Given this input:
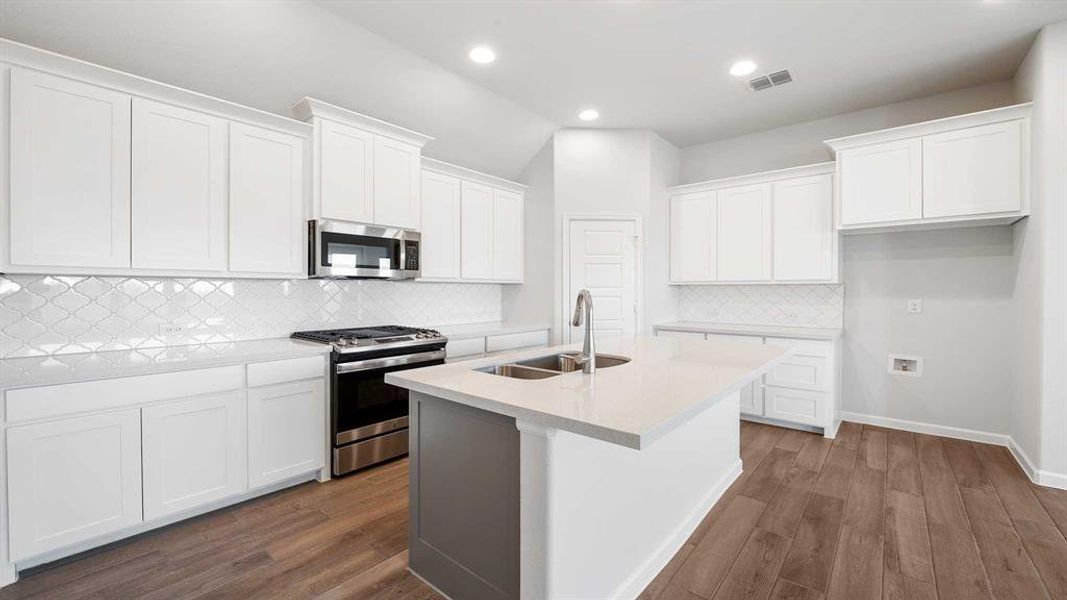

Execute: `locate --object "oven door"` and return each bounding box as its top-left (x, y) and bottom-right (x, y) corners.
top-left (333, 349), bottom-right (445, 446)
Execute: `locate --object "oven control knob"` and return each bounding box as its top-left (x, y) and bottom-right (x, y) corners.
top-left (336, 338), bottom-right (349, 347)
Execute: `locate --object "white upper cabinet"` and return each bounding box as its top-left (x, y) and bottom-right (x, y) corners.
top-left (461, 180), bottom-right (495, 280)
top-left (838, 138), bottom-right (922, 226)
top-left (373, 136), bottom-right (421, 229)
top-left (773, 174), bottom-right (833, 281)
top-left (670, 191), bottom-right (715, 283)
top-left (716, 183), bottom-right (772, 282)
top-left (669, 163), bottom-right (837, 285)
top-left (294, 98), bottom-right (432, 231)
top-left (420, 169), bottom-right (462, 279)
top-left (131, 98), bottom-right (228, 271)
top-left (318, 119), bottom-right (374, 223)
top-left (8, 68), bottom-right (132, 268)
top-left (827, 103), bottom-right (1030, 233)
top-left (922, 120), bottom-right (1022, 218)
top-left (492, 188), bottom-right (523, 281)
top-left (228, 123), bottom-right (307, 275)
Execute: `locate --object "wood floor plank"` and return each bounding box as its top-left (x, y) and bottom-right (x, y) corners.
top-left (825, 525), bottom-right (883, 600)
top-left (812, 441), bottom-right (858, 501)
top-left (639, 543), bottom-right (696, 600)
top-left (860, 426), bottom-right (889, 472)
top-left (886, 430), bottom-right (921, 496)
top-left (959, 487), bottom-right (1050, 600)
top-left (942, 438), bottom-right (993, 492)
top-left (918, 452), bottom-right (971, 531)
top-left (770, 578), bottom-right (824, 600)
top-left (778, 493), bottom-right (847, 593)
top-left (741, 447), bottom-right (800, 503)
top-left (914, 434), bottom-right (949, 466)
top-left (883, 569), bottom-right (937, 600)
top-left (842, 466), bottom-right (887, 536)
top-left (711, 528), bottom-right (790, 600)
top-left (883, 490), bottom-right (935, 584)
top-left (984, 459), bottom-right (1064, 538)
top-left (758, 464), bottom-right (820, 539)
top-left (926, 522), bottom-right (993, 600)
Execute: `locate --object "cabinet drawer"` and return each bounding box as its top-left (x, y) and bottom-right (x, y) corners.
top-left (446, 337), bottom-right (486, 359)
top-left (764, 336), bottom-right (832, 358)
top-left (5, 366), bottom-right (245, 423)
top-left (764, 385), bottom-right (826, 427)
top-left (706, 333), bottom-right (764, 345)
top-left (247, 356), bottom-right (326, 388)
top-left (485, 330), bottom-right (549, 353)
top-left (765, 354), bottom-right (831, 392)
top-left (655, 329), bottom-right (706, 340)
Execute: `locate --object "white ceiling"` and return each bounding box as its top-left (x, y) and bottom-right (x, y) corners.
top-left (321, 0), bottom-right (1067, 147)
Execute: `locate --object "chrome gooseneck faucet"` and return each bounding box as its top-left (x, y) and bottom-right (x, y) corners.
top-left (571, 289), bottom-right (596, 374)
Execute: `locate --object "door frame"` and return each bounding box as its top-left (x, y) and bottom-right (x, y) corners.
top-left (559, 213), bottom-right (644, 344)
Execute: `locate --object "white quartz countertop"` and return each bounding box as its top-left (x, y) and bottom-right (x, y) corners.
top-left (0, 338), bottom-right (330, 392)
top-left (385, 335), bottom-right (791, 449)
top-left (432, 321), bottom-right (551, 341)
top-left (654, 321), bottom-right (843, 341)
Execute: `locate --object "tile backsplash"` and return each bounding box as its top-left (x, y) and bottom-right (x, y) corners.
top-left (678, 285), bottom-right (844, 329)
top-left (0, 275), bottom-right (501, 358)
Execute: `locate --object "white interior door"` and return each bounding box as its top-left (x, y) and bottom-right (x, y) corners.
top-left (566, 219), bottom-right (638, 344)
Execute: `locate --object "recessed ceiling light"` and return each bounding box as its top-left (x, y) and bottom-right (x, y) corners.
top-left (729, 60), bottom-right (758, 77)
top-left (578, 108), bottom-right (599, 121)
top-left (469, 46), bottom-right (496, 64)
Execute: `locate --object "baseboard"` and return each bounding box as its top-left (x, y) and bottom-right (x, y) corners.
top-left (839, 411), bottom-right (1067, 491)
top-left (611, 459), bottom-right (743, 599)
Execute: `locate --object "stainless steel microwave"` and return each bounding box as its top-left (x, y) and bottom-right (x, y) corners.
top-left (307, 220), bottom-right (420, 279)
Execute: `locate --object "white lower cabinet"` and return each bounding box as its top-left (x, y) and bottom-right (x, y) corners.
top-left (7, 410), bottom-right (143, 561)
top-left (247, 379), bottom-right (326, 489)
top-left (141, 392), bottom-right (247, 520)
top-left (764, 386), bottom-right (825, 427)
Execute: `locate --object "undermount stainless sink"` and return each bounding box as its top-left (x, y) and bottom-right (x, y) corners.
top-left (476, 352), bottom-right (631, 379)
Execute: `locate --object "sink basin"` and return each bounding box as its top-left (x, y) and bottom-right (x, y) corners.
top-left (477, 352), bottom-right (632, 379)
top-left (516, 352), bottom-right (631, 373)
top-left (475, 364), bottom-right (559, 380)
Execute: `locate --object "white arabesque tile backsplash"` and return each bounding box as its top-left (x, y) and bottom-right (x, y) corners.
top-left (678, 285), bottom-right (844, 329)
top-left (0, 275), bottom-right (501, 358)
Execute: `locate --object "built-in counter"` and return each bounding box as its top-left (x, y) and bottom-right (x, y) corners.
top-left (386, 335), bottom-right (791, 600)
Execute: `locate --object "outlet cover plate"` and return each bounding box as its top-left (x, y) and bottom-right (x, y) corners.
top-left (907, 299), bottom-right (923, 314)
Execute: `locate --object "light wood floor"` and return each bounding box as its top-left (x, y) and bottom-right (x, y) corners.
top-left (2, 421), bottom-right (1065, 599)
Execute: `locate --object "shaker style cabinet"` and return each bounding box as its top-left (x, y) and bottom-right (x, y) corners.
top-left (422, 158), bottom-right (525, 283)
top-left (294, 97), bottom-right (431, 231)
top-left (228, 123), bottom-right (307, 275)
top-left (7, 410), bottom-right (144, 561)
top-left (247, 379), bottom-right (326, 489)
top-left (8, 68), bottom-right (132, 269)
top-left (1, 44), bottom-right (312, 278)
top-left (827, 103), bottom-right (1030, 232)
top-left (669, 163), bottom-right (837, 285)
top-left (131, 98), bottom-right (228, 271)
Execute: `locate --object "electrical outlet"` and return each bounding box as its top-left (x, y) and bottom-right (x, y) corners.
top-left (158, 324), bottom-right (187, 337)
top-left (907, 299), bottom-right (923, 314)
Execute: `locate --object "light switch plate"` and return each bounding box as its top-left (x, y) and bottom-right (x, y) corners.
top-left (907, 299), bottom-right (923, 314)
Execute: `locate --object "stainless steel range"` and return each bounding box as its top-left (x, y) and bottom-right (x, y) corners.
top-left (291, 325), bottom-right (447, 475)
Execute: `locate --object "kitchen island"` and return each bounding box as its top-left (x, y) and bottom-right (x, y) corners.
top-left (385, 335), bottom-right (791, 600)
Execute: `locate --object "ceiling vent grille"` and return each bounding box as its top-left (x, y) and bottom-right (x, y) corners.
top-left (748, 69), bottom-right (793, 91)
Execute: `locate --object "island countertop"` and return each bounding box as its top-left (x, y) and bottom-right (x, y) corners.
top-left (385, 335), bottom-right (791, 449)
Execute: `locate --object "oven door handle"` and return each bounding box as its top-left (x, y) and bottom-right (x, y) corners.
top-left (335, 349), bottom-right (447, 374)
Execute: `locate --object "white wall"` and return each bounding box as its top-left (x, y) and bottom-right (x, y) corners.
top-left (1012, 21), bottom-right (1067, 486)
top-left (502, 140), bottom-right (555, 327)
top-left (679, 81), bottom-right (1023, 442)
top-left (681, 81), bottom-right (1016, 184)
top-left (551, 130), bottom-right (679, 340)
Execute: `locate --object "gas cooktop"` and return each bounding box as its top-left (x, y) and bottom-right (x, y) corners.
top-left (291, 325), bottom-right (446, 355)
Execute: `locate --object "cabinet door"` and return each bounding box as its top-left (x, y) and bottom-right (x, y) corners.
top-left (922, 120), bottom-right (1022, 218)
top-left (7, 410), bottom-right (142, 560)
top-left (142, 392), bottom-right (247, 520)
top-left (247, 379), bottom-right (325, 488)
top-left (839, 139), bottom-right (922, 226)
top-left (373, 136), bottom-right (421, 229)
top-left (716, 184), bottom-right (772, 281)
top-left (764, 386), bottom-right (826, 427)
top-left (9, 68), bottom-right (131, 268)
top-left (131, 99), bottom-right (228, 271)
top-left (773, 174), bottom-right (833, 281)
top-left (460, 181), bottom-right (494, 280)
top-left (229, 123), bottom-right (307, 274)
top-left (420, 170), bottom-right (462, 279)
top-left (492, 188), bottom-right (523, 281)
top-left (319, 119), bottom-right (374, 223)
top-left (706, 333), bottom-right (765, 416)
top-left (669, 192), bottom-right (715, 282)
